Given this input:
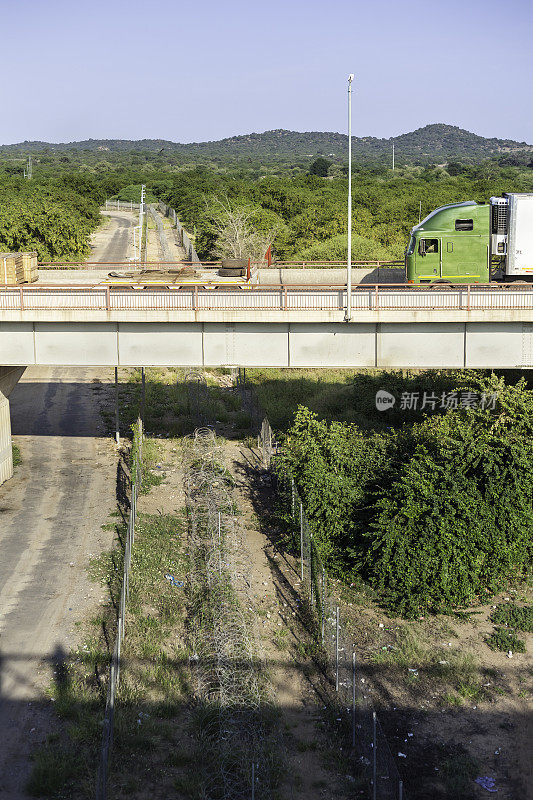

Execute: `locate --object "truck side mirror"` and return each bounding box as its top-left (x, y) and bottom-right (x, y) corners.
top-left (418, 240), bottom-right (426, 256)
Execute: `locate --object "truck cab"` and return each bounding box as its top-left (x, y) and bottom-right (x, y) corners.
top-left (405, 201), bottom-right (490, 284)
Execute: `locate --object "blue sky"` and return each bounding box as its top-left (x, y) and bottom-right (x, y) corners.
top-left (1, 0), bottom-right (531, 144)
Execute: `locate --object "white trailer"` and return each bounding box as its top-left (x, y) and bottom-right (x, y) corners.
top-left (490, 193), bottom-right (533, 277)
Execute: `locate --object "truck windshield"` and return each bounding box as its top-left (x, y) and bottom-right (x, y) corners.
top-left (406, 235), bottom-right (416, 255)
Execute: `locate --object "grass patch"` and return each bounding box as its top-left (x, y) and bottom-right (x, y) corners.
top-left (440, 748), bottom-right (479, 799)
top-left (486, 627), bottom-right (526, 653)
top-left (27, 744), bottom-right (83, 797)
top-left (28, 506), bottom-right (190, 798)
top-left (12, 443), bottom-right (21, 466)
top-left (368, 624), bottom-right (487, 704)
top-left (491, 602), bottom-right (533, 632)
top-left (246, 368), bottom-right (483, 432)
top-left (108, 368), bottom-right (254, 441)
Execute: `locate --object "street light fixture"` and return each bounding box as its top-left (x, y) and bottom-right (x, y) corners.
top-left (346, 74), bottom-right (354, 321)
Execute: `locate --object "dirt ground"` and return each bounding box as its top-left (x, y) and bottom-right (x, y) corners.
top-left (146, 208), bottom-right (186, 263)
top-left (88, 210), bottom-right (137, 263)
top-left (310, 564), bottom-right (533, 799)
top-left (137, 432), bottom-right (352, 799)
top-left (0, 368), bottom-right (119, 797)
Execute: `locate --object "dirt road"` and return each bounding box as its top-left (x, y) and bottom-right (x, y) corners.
top-left (88, 210), bottom-right (136, 262)
top-left (0, 368), bottom-right (117, 797)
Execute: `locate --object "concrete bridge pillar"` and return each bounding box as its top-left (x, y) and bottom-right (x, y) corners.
top-left (0, 367), bottom-right (25, 486)
top-left (0, 389), bottom-right (12, 484)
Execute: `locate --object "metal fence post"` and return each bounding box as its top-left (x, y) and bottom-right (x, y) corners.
top-left (114, 367), bottom-right (120, 446)
top-left (372, 711), bottom-right (377, 800)
top-left (291, 478), bottom-right (295, 518)
top-left (321, 567), bottom-right (325, 643)
top-left (299, 502), bottom-right (304, 582)
top-left (352, 647), bottom-right (356, 748)
top-left (310, 535), bottom-right (314, 608)
top-left (399, 780), bottom-right (403, 800)
top-left (335, 606), bottom-right (340, 691)
top-left (141, 367), bottom-right (146, 424)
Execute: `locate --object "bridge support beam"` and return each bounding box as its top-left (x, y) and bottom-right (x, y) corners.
top-left (0, 366), bottom-right (26, 486)
top-left (0, 389), bottom-right (12, 485)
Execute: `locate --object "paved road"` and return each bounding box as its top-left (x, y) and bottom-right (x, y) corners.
top-left (0, 368), bottom-right (116, 797)
top-left (88, 210), bottom-right (136, 262)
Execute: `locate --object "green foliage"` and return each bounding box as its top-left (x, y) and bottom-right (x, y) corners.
top-left (295, 232), bottom-right (396, 261)
top-left (157, 163), bottom-right (533, 261)
top-left (27, 746), bottom-right (82, 796)
top-left (283, 375), bottom-right (533, 615)
top-left (12, 443), bottom-right (21, 467)
top-left (491, 602), bottom-right (533, 632)
top-left (308, 157), bottom-right (331, 177)
top-left (0, 176), bottom-right (102, 260)
top-left (2, 129), bottom-right (531, 265)
top-left (486, 628), bottom-right (526, 653)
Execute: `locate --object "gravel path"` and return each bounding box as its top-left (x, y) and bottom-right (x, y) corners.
top-left (88, 210), bottom-right (136, 263)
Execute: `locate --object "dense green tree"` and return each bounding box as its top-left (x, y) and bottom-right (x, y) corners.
top-left (309, 157), bottom-right (331, 177)
top-left (282, 376), bottom-right (533, 616)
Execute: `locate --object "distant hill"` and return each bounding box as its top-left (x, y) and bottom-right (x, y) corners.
top-left (1, 124), bottom-right (531, 164)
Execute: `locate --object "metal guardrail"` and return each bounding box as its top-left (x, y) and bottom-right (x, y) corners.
top-left (2, 283), bottom-right (533, 313)
top-left (96, 419), bottom-right (143, 800)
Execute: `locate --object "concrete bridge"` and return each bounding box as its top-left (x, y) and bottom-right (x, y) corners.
top-left (1, 283), bottom-right (533, 370)
top-left (2, 280), bottom-right (533, 483)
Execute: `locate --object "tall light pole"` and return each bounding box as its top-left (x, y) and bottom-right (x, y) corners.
top-left (139, 184), bottom-right (145, 261)
top-left (346, 74), bottom-right (354, 322)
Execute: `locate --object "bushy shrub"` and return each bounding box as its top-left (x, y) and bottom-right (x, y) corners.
top-left (284, 376), bottom-right (533, 616)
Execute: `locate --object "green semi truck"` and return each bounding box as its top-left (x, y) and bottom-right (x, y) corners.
top-left (405, 193), bottom-right (533, 284)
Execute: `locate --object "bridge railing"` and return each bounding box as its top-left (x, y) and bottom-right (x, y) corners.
top-left (2, 283), bottom-right (533, 313)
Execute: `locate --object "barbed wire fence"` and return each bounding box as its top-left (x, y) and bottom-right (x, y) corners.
top-left (96, 417), bottom-right (143, 800)
top-left (147, 204), bottom-right (174, 262)
top-left (183, 427), bottom-right (277, 799)
top-left (234, 368), bottom-right (405, 800)
top-left (158, 201), bottom-right (201, 263)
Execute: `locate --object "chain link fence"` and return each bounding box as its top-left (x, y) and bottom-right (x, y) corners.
top-left (233, 369), bottom-right (405, 799)
top-left (276, 468), bottom-right (406, 800)
top-left (96, 418), bottom-right (143, 800)
top-left (104, 200), bottom-right (140, 211)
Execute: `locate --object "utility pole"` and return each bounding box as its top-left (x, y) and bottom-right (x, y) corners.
top-left (419, 200), bottom-right (422, 223)
top-left (27, 155), bottom-right (32, 180)
top-left (392, 143), bottom-right (395, 171)
top-left (346, 73), bottom-right (354, 322)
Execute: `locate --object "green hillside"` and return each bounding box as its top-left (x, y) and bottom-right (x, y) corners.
top-left (1, 124), bottom-right (531, 165)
